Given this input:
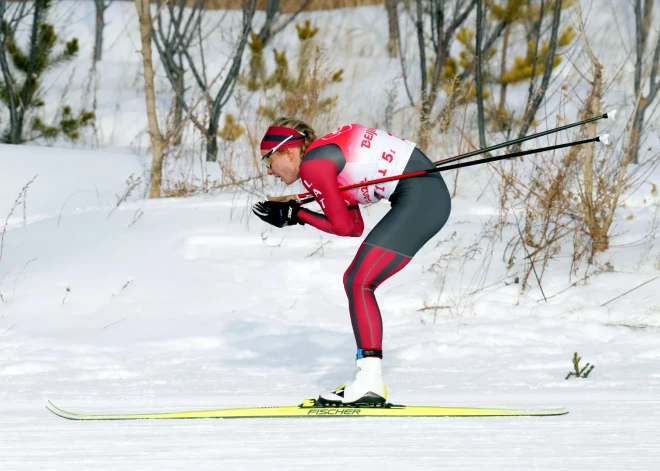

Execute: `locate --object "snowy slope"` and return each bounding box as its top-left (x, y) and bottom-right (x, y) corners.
top-left (1, 138), bottom-right (659, 471)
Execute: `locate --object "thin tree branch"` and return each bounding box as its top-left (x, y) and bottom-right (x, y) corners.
top-left (601, 276), bottom-right (659, 307)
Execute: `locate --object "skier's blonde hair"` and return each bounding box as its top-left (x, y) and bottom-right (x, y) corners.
top-left (270, 117), bottom-right (317, 155)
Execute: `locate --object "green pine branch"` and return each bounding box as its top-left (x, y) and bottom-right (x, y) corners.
top-left (566, 352), bottom-right (595, 379)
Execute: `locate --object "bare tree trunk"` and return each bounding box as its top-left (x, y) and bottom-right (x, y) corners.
top-left (205, 0), bottom-right (255, 161)
top-left (6, 0), bottom-right (45, 144)
top-left (494, 23), bottom-right (510, 131)
top-left (173, 57), bottom-right (184, 146)
top-left (414, 0), bottom-right (427, 99)
top-left (517, 0), bottom-right (561, 141)
top-left (135, 0), bottom-right (166, 199)
top-left (414, 0), bottom-right (476, 151)
top-left (385, 0), bottom-right (399, 58)
top-left (628, 0), bottom-right (660, 164)
top-left (206, 112), bottom-right (220, 160)
top-left (628, 107), bottom-right (644, 165)
top-left (475, 0), bottom-right (486, 149)
top-left (629, 0), bottom-right (646, 165)
top-left (256, 0), bottom-right (279, 45)
top-left (93, 0), bottom-right (105, 62)
top-left (413, 0), bottom-right (430, 150)
top-left (575, 0), bottom-right (605, 252)
top-left (642, 0), bottom-right (653, 48)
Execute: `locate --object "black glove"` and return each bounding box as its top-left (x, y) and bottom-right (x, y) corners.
top-left (252, 200), bottom-right (304, 228)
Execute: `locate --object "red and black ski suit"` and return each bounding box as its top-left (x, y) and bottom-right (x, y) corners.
top-left (297, 125), bottom-right (451, 354)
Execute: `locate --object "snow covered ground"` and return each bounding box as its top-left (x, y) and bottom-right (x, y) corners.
top-left (1, 1), bottom-right (660, 470)
top-left (2, 143), bottom-right (659, 470)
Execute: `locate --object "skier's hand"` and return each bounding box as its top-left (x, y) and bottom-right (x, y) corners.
top-left (252, 200), bottom-right (304, 228)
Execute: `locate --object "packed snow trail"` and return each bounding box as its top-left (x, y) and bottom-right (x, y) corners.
top-left (1, 400), bottom-right (658, 470)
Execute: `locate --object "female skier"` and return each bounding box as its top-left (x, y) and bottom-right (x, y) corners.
top-left (253, 117), bottom-right (451, 406)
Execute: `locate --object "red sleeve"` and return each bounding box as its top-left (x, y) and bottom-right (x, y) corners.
top-left (297, 159), bottom-right (364, 237)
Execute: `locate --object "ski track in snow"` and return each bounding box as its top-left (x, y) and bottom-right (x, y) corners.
top-left (0, 401), bottom-right (658, 470)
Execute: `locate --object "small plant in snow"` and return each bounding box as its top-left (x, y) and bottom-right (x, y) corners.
top-left (62, 287), bottom-right (70, 304)
top-left (565, 352), bottom-right (595, 380)
top-left (108, 175), bottom-right (142, 218)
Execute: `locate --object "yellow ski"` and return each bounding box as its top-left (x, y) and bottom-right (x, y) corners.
top-left (46, 399), bottom-right (568, 420)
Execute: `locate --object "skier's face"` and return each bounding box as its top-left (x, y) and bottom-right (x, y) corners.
top-left (263, 147), bottom-right (302, 185)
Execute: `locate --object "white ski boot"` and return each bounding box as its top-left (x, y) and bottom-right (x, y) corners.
top-left (319, 357), bottom-right (387, 407)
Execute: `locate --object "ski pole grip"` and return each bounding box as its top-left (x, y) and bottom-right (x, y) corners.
top-left (266, 194), bottom-right (300, 203)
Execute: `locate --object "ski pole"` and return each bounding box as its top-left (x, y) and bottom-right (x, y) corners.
top-left (433, 135), bottom-right (607, 173)
top-left (269, 135), bottom-right (609, 205)
top-left (430, 110), bottom-right (616, 169)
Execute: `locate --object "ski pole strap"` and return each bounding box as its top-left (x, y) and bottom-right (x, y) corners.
top-left (357, 349), bottom-right (383, 359)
